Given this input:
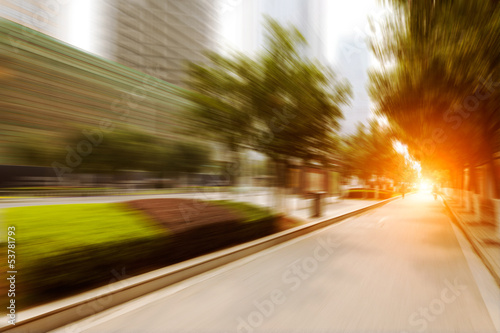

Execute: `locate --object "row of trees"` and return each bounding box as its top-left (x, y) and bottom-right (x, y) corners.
top-left (369, 0), bottom-right (500, 193)
top-left (13, 125), bottom-right (212, 181)
top-left (340, 121), bottom-right (417, 187)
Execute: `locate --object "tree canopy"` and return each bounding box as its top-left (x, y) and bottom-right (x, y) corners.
top-left (185, 18), bottom-right (352, 166)
top-left (340, 121), bottom-right (417, 185)
top-left (370, 0), bottom-right (500, 187)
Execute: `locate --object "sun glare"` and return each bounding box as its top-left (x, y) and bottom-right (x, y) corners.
top-left (418, 179), bottom-right (432, 192)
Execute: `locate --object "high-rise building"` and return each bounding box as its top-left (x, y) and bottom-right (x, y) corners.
top-left (0, 0), bottom-right (67, 39)
top-left (106, 0), bottom-right (221, 86)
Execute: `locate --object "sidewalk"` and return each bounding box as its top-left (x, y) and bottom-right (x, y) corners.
top-left (289, 198), bottom-right (382, 223)
top-left (442, 195), bottom-right (500, 287)
top-left (222, 190), bottom-right (386, 223)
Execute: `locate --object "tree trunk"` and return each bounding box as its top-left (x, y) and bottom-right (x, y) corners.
top-left (459, 164), bottom-right (465, 207)
top-left (488, 150), bottom-right (500, 199)
top-left (225, 150), bottom-right (240, 188)
top-left (267, 158), bottom-right (276, 209)
top-left (273, 158), bottom-right (287, 213)
top-left (469, 162), bottom-right (481, 221)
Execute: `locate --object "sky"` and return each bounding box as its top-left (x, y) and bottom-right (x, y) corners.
top-left (324, 0), bottom-right (386, 63)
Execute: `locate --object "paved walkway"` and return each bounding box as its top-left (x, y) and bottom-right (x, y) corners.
top-left (288, 198), bottom-right (382, 223)
top-left (442, 194), bottom-right (500, 287)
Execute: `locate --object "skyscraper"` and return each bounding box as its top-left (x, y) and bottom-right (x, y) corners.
top-left (0, 0), bottom-right (67, 39)
top-left (107, 0), bottom-right (221, 86)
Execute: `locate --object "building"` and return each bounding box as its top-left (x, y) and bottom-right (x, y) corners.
top-left (106, 0), bottom-right (221, 86)
top-left (0, 0), bottom-right (66, 39)
top-left (0, 19), bottom-right (194, 165)
top-left (1, 0), bottom-right (221, 86)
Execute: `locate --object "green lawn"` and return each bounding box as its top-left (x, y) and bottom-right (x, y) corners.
top-left (5, 203), bottom-right (167, 255)
top-left (4, 203), bottom-right (170, 307)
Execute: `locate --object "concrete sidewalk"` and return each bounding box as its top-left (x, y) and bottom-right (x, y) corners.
top-left (442, 195), bottom-right (500, 287)
top-left (223, 190), bottom-right (386, 223)
top-left (288, 198), bottom-right (382, 223)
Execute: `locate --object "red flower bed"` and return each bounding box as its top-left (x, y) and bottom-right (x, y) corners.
top-left (127, 198), bottom-right (243, 234)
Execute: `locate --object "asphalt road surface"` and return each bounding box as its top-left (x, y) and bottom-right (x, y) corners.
top-left (55, 192), bottom-right (500, 333)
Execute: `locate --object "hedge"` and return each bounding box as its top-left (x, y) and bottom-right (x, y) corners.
top-left (346, 188), bottom-right (396, 199)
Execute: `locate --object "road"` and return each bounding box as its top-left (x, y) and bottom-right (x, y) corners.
top-left (55, 193), bottom-right (500, 333)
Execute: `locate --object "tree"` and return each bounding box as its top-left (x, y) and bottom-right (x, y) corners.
top-left (340, 121), bottom-right (415, 187)
top-left (62, 126), bottom-right (164, 174)
top-left (251, 20), bottom-right (351, 163)
top-left (370, 0), bottom-right (500, 196)
top-left (184, 52), bottom-right (255, 147)
top-left (340, 124), bottom-right (373, 184)
top-left (185, 17), bottom-right (351, 188)
top-left (164, 141), bottom-right (212, 178)
top-left (10, 134), bottom-right (62, 167)
top-left (184, 52), bottom-right (255, 185)
top-left (184, 18), bottom-right (352, 210)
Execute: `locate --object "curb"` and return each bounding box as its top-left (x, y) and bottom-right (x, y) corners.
top-left (442, 197), bottom-right (500, 288)
top-left (1, 196), bottom-right (400, 333)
